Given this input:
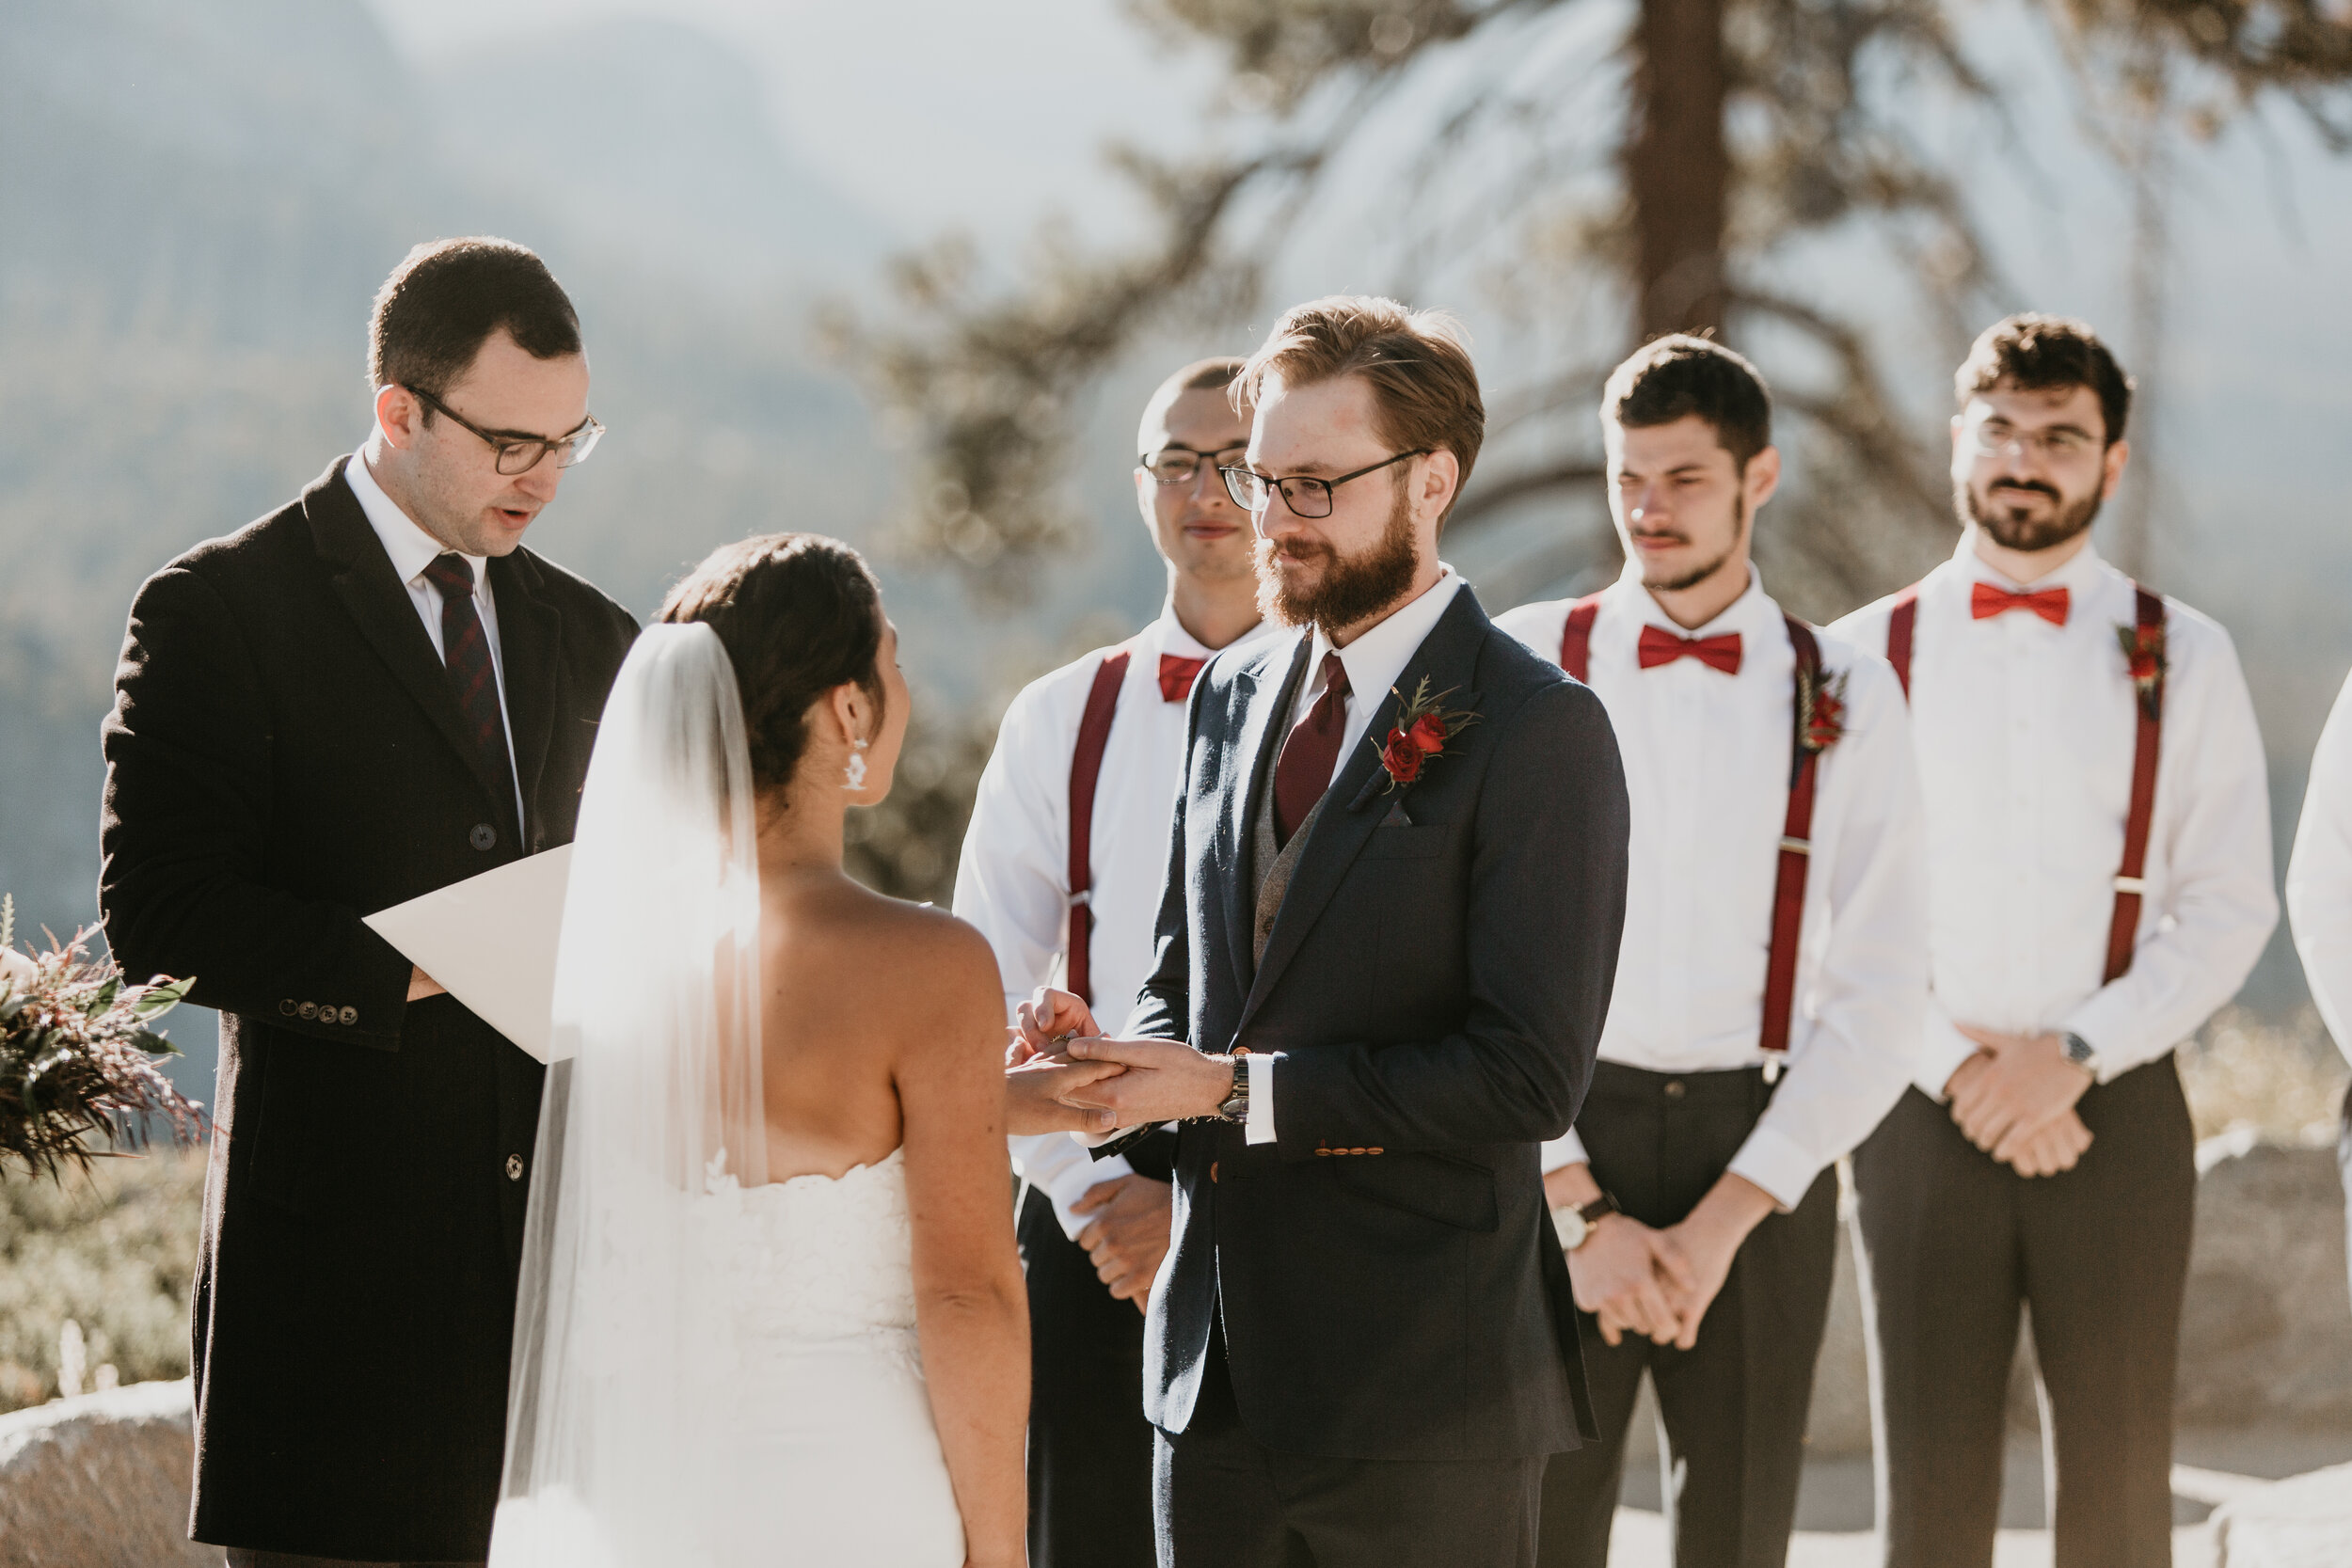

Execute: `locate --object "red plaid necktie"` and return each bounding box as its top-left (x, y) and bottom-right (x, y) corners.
top-left (1272, 652), bottom-right (1349, 850)
top-left (1159, 654), bottom-right (1208, 703)
top-left (1637, 624), bottom-right (1743, 674)
top-left (1970, 581), bottom-right (2071, 626)
top-left (423, 553), bottom-right (516, 824)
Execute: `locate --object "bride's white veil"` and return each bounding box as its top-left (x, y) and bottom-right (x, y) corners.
top-left (490, 621), bottom-right (767, 1568)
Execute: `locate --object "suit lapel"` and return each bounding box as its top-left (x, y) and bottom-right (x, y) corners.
top-left (1234, 588), bottom-right (1490, 1037)
top-left (304, 459), bottom-right (519, 823)
top-left (486, 551), bottom-right (563, 842)
top-left (1221, 633), bottom-right (1310, 1005)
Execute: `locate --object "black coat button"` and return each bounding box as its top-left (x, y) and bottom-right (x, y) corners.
top-left (298, 1002), bottom-right (317, 1020)
top-left (338, 1006), bottom-right (358, 1025)
top-left (469, 823), bottom-right (498, 851)
top-left (505, 1154), bottom-right (525, 1181)
top-left (279, 1000), bottom-right (295, 1016)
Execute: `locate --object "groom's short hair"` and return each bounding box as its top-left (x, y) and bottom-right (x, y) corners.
top-left (369, 238), bottom-right (581, 403)
top-left (1237, 296), bottom-right (1485, 529)
top-left (1603, 335), bottom-right (1772, 473)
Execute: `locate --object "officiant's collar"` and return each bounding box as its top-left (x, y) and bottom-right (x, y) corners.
top-left (346, 448), bottom-right (486, 593)
top-left (1309, 564), bottom-right (1463, 709)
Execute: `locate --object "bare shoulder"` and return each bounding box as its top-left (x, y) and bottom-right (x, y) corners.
top-left (812, 885), bottom-right (1003, 1039)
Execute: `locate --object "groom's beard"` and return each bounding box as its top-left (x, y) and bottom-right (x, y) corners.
top-left (1255, 483), bottom-right (1420, 633)
top-left (1959, 472), bottom-right (2103, 553)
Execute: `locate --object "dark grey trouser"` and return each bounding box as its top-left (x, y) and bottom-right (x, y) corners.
top-left (224, 1553), bottom-right (481, 1567)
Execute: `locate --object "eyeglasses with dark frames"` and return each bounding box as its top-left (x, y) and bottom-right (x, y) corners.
top-left (406, 386), bottom-right (606, 476)
top-left (1219, 450), bottom-right (1430, 519)
top-left (1139, 443), bottom-right (1250, 486)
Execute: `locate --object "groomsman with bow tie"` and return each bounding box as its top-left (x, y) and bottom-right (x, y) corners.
top-left (1498, 336), bottom-right (1927, 1566)
top-left (957, 357), bottom-right (1275, 1568)
top-left (1832, 315), bottom-right (2277, 1568)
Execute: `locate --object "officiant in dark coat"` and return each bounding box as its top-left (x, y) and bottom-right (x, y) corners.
top-left (100, 238), bottom-right (638, 1567)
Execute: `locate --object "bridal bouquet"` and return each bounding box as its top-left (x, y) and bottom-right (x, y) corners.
top-left (0, 895), bottom-right (206, 1180)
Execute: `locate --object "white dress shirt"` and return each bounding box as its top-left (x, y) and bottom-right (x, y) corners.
top-left (954, 606), bottom-right (1275, 1239)
top-left (2286, 670), bottom-right (2352, 1073)
top-left (1497, 567), bottom-right (1928, 1209)
top-left (343, 449), bottom-right (527, 832)
top-left (1832, 535), bottom-right (2276, 1098)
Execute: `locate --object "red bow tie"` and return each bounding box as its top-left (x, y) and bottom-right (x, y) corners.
top-left (1637, 624), bottom-right (1743, 675)
top-left (1971, 581), bottom-right (2071, 626)
top-left (1158, 654), bottom-right (1208, 703)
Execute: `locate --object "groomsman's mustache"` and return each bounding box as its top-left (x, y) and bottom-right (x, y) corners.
top-left (1988, 480), bottom-right (2061, 505)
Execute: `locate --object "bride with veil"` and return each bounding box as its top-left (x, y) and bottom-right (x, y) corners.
top-left (488, 534), bottom-right (1034, 1567)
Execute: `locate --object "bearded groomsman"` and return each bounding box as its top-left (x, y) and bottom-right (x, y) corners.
top-left (2283, 678), bottom-right (2352, 1306)
top-left (1497, 336), bottom-right (1926, 1567)
top-left (1832, 314), bottom-right (2276, 1568)
top-left (956, 357), bottom-right (1274, 1567)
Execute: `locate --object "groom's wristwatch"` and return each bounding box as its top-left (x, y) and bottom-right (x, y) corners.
top-left (1551, 1192), bottom-right (1621, 1252)
top-left (1215, 1050), bottom-right (1250, 1123)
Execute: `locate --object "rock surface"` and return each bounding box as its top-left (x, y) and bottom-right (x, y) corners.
top-left (2212, 1461), bottom-right (2352, 1567)
top-left (0, 1379), bottom-right (210, 1568)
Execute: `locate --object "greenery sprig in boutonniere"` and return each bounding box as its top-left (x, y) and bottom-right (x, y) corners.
top-left (0, 895), bottom-right (206, 1181)
top-left (1796, 663), bottom-right (1850, 755)
top-left (2116, 620), bottom-right (2167, 720)
top-left (1379, 677), bottom-right (1479, 790)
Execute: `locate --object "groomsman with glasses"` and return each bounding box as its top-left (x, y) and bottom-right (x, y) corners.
top-left (1833, 315), bottom-right (2277, 1568)
top-left (959, 357), bottom-right (1274, 1568)
top-left (1499, 336), bottom-right (1928, 1566)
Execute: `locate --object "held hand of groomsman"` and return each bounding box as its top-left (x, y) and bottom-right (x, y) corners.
top-left (1945, 1030), bottom-right (2096, 1175)
top-left (1072, 1175), bottom-right (1174, 1314)
top-left (1549, 1163), bottom-right (1697, 1347)
top-left (1653, 1174), bottom-right (1779, 1351)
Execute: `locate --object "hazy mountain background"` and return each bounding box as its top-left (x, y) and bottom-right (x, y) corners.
top-left (4, 0), bottom-right (2351, 1107)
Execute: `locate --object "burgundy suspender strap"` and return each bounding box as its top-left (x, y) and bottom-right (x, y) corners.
top-left (2104, 586), bottom-right (2167, 984)
top-left (1065, 649), bottom-right (1133, 1007)
top-left (1885, 586), bottom-right (1920, 699)
top-left (1557, 593), bottom-right (1606, 683)
top-left (1759, 616), bottom-right (1824, 1058)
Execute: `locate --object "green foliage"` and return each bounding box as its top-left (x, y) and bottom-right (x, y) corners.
top-left (0, 1147), bottom-right (205, 1413)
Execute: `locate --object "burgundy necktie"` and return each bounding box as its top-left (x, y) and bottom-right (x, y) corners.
top-left (1159, 654), bottom-right (1208, 704)
top-left (1970, 581), bottom-right (2071, 626)
top-left (1272, 652), bottom-right (1350, 850)
top-left (423, 553), bottom-right (516, 824)
top-left (1637, 624), bottom-right (1743, 674)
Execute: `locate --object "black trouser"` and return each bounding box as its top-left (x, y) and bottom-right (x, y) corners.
top-left (1019, 1133), bottom-right (1173, 1568)
top-left (1537, 1062), bottom-right (1840, 1568)
top-left (1155, 1329), bottom-right (1547, 1568)
top-left (222, 1555), bottom-right (478, 1567)
top-left (1851, 1057), bottom-right (2195, 1568)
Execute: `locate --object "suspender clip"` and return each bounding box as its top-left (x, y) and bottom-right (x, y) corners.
top-left (1067, 889), bottom-right (1092, 909)
top-left (1778, 836), bottom-right (1812, 856)
top-left (2112, 875), bottom-right (2147, 895)
top-left (1761, 1055), bottom-right (1783, 1085)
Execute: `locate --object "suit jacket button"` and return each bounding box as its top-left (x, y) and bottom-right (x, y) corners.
top-left (279, 999), bottom-right (296, 1016)
top-left (506, 1154), bottom-right (525, 1181)
top-left (1210, 1161), bottom-right (1219, 1183)
top-left (338, 1006), bottom-right (358, 1025)
top-left (1368, 1148), bottom-right (1384, 1155)
top-left (1315, 1147), bottom-right (1331, 1157)
top-left (297, 1002), bottom-right (317, 1020)
top-left (470, 823), bottom-right (499, 851)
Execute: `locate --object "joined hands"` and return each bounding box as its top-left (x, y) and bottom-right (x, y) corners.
top-left (1002, 987), bottom-right (1236, 1134)
top-left (1945, 1025), bottom-right (2094, 1177)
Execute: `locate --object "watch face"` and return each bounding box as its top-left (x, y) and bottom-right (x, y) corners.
top-left (1555, 1207), bottom-right (1589, 1251)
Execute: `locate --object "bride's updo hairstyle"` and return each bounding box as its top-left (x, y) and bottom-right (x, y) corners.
top-left (657, 533), bottom-right (888, 793)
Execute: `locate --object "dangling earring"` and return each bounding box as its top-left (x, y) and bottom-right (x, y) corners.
top-left (842, 736), bottom-right (870, 791)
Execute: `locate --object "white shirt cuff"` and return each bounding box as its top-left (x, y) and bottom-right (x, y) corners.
top-left (1540, 1130), bottom-right (1590, 1173)
top-left (1243, 1052), bottom-right (1277, 1146)
top-left (1916, 1009), bottom-right (1981, 1100)
top-left (1725, 1126), bottom-right (1820, 1213)
top-left (1041, 1153), bottom-right (1134, 1241)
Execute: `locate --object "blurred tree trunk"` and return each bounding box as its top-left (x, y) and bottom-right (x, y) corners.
top-left (1628, 0), bottom-right (1730, 339)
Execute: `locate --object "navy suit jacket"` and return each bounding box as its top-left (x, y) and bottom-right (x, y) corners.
top-left (1125, 584), bottom-right (1630, 1462)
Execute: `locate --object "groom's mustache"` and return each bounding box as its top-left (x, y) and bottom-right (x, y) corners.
top-left (1988, 479), bottom-right (2061, 505)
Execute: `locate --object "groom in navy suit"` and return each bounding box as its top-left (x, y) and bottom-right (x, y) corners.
top-left (1025, 295), bottom-right (1630, 1567)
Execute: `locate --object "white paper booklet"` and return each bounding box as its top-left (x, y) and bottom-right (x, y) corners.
top-left (363, 845), bottom-right (575, 1062)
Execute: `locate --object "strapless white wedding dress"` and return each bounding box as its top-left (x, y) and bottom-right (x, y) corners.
top-left (696, 1148), bottom-right (966, 1566)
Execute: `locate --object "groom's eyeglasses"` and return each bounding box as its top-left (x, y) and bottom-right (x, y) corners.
top-left (406, 386), bottom-right (607, 476)
top-left (1219, 450), bottom-right (1429, 519)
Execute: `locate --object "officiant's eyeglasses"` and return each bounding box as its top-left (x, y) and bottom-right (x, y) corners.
top-left (1219, 450), bottom-right (1429, 519)
top-left (407, 387), bottom-right (606, 475)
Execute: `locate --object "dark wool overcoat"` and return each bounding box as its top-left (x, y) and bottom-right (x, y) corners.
top-left (100, 457), bottom-right (637, 1561)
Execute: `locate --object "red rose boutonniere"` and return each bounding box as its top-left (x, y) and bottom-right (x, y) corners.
top-left (2116, 621), bottom-right (2167, 720)
top-left (1379, 677), bottom-right (1479, 790)
top-left (1796, 665), bottom-right (1849, 755)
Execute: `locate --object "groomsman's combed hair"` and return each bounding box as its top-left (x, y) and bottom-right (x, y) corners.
top-left (1140, 356), bottom-right (1248, 450)
top-left (658, 534), bottom-right (888, 793)
top-left (368, 237), bottom-right (581, 403)
top-left (1603, 335), bottom-right (1772, 472)
top-left (1238, 296), bottom-right (1484, 528)
top-left (1957, 314), bottom-right (2134, 446)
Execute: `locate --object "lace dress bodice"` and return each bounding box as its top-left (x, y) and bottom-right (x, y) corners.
top-left (700, 1148), bottom-right (918, 1345)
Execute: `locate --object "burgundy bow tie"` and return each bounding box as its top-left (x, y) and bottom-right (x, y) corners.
top-left (1158, 654), bottom-right (1208, 704)
top-left (1637, 624), bottom-right (1743, 675)
top-left (1971, 581), bottom-right (2071, 626)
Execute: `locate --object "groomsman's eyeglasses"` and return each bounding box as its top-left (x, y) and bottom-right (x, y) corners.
top-left (1219, 450), bottom-right (1429, 519)
top-left (1140, 444), bottom-right (1249, 486)
top-left (1962, 415), bottom-right (2097, 463)
top-left (406, 386), bottom-right (607, 475)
